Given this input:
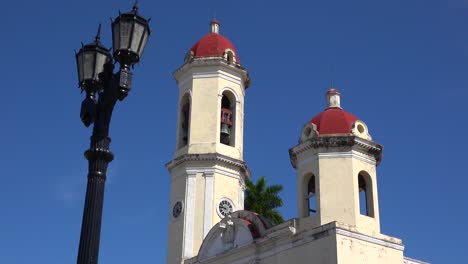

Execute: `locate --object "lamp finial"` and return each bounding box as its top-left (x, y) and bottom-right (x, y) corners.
top-left (95, 24), bottom-right (102, 42)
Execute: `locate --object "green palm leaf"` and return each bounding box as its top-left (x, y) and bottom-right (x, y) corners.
top-left (244, 176), bottom-right (284, 225)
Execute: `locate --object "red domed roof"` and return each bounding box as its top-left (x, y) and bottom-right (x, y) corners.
top-left (327, 88), bottom-right (340, 95)
top-left (190, 20), bottom-right (239, 62)
top-left (309, 89), bottom-right (359, 135)
top-left (310, 108), bottom-right (358, 135)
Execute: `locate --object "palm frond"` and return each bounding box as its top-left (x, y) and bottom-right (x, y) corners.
top-left (244, 176), bottom-right (284, 225)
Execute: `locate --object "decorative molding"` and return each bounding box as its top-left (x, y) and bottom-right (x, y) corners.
top-left (318, 152), bottom-right (376, 165)
top-left (219, 86), bottom-right (242, 101)
top-left (183, 167), bottom-right (242, 180)
top-left (166, 153), bottom-right (250, 177)
top-left (183, 171), bottom-right (197, 259)
top-left (404, 257), bottom-right (430, 264)
top-left (289, 135), bottom-right (383, 168)
top-left (239, 180), bottom-right (246, 210)
top-left (178, 89), bottom-right (192, 101)
top-left (295, 151), bottom-right (376, 167)
top-left (203, 172), bottom-right (214, 238)
top-left (173, 58), bottom-right (249, 90)
top-left (334, 228), bottom-right (404, 251)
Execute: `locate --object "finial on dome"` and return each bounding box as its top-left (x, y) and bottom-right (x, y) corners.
top-left (326, 88), bottom-right (341, 109)
top-left (210, 19), bottom-right (220, 34)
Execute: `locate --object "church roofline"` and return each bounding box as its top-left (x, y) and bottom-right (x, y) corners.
top-left (289, 135), bottom-right (383, 168)
top-left (185, 221), bottom-right (404, 264)
top-left (404, 256), bottom-right (431, 264)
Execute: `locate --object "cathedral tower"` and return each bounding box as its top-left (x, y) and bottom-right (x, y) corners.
top-left (289, 88), bottom-right (383, 236)
top-left (166, 20), bottom-right (250, 264)
top-left (180, 88), bottom-right (422, 264)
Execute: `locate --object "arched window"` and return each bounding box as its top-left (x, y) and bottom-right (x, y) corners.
top-left (358, 172), bottom-right (374, 217)
top-left (224, 50), bottom-right (236, 64)
top-left (307, 175), bottom-right (317, 215)
top-left (220, 91), bottom-right (236, 146)
top-left (178, 94), bottom-right (190, 149)
top-left (226, 51), bottom-right (234, 64)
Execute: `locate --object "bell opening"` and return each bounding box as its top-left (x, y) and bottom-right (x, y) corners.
top-left (220, 93), bottom-right (235, 146)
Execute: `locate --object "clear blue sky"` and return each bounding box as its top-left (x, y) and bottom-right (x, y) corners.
top-left (1, 0), bottom-right (467, 263)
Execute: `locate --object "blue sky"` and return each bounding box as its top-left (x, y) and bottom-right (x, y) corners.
top-left (1, 0), bottom-right (467, 263)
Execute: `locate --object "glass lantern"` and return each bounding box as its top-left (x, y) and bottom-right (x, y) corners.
top-left (112, 3), bottom-right (151, 67)
top-left (75, 26), bottom-right (111, 92)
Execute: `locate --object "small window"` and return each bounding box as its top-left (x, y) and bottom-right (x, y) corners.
top-left (217, 199), bottom-right (234, 217)
top-left (358, 172), bottom-right (374, 217)
top-left (227, 52), bottom-right (234, 63)
top-left (307, 175), bottom-right (317, 215)
top-left (357, 124), bottom-right (365, 133)
top-left (225, 50), bottom-right (235, 64)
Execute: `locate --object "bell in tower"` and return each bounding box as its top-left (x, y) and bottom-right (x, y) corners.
top-left (220, 95), bottom-right (233, 145)
top-left (289, 88), bottom-right (382, 236)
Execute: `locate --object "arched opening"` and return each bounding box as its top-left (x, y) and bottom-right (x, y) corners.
top-left (184, 50), bottom-right (194, 63)
top-left (220, 91), bottom-right (236, 146)
top-left (358, 171), bottom-right (374, 217)
top-left (178, 94), bottom-right (190, 149)
top-left (307, 175), bottom-right (317, 215)
top-left (224, 49), bottom-right (236, 64)
top-left (226, 51), bottom-right (234, 64)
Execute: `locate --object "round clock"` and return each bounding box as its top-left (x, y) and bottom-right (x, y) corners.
top-left (218, 199), bottom-right (234, 217)
top-left (172, 201), bottom-right (183, 218)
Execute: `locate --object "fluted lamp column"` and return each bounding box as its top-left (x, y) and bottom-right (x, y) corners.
top-left (74, 2), bottom-right (150, 264)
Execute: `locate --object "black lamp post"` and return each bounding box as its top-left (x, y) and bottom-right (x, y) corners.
top-left (75, 2), bottom-right (150, 264)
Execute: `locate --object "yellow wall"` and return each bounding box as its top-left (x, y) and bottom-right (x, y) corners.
top-left (336, 234), bottom-right (404, 264)
top-left (318, 157), bottom-right (357, 226)
top-left (294, 145), bottom-right (381, 236)
top-left (167, 169), bottom-right (188, 264)
top-left (167, 61), bottom-right (249, 264)
top-left (261, 235), bottom-right (338, 264)
top-left (174, 64), bottom-right (247, 160)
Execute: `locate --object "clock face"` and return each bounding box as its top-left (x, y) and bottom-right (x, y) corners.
top-left (218, 200), bottom-right (233, 217)
top-left (172, 201), bottom-right (183, 218)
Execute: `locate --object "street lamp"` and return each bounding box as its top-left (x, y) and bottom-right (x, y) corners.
top-left (111, 3), bottom-right (151, 100)
top-left (74, 2), bottom-right (150, 264)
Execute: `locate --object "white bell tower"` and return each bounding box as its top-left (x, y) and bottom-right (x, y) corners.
top-left (289, 89), bottom-right (383, 236)
top-left (166, 20), bottom-right (251, 264)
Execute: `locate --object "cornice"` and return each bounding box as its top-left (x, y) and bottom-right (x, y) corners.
top-left (289, 135), bottom-right (383, 168)
top-left (403, 257), bottom-right (430, 264)
top-left (166, 153), bottom-right (250, 177)
top-left (173, 58), bottom-right (250, 88)
top-left (334, 228), bottom-right (404, 251)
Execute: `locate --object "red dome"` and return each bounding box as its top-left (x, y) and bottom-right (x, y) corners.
top-left (190, 25), bottom-right (239, 62)
top-left (190, 33), bottom-right (238, 62)
top-left (327, 88), bottom-right (340, 95)
top-left (310, 108), bottom-right (358, 135)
